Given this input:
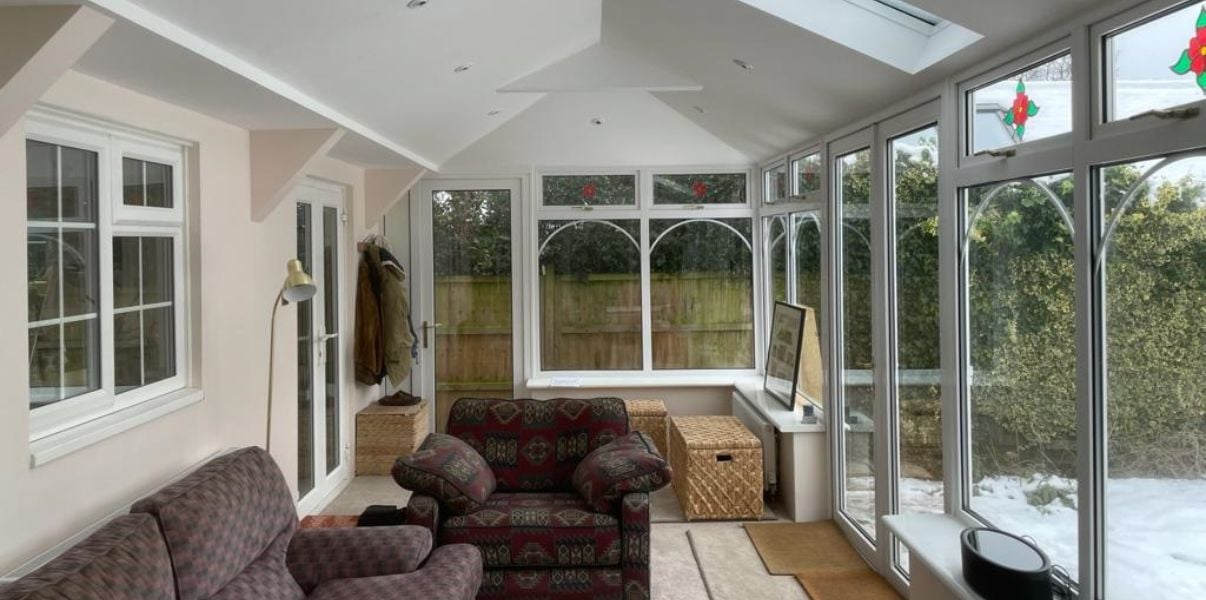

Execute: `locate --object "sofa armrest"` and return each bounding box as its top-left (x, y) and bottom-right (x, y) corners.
top-left (404, 494), bottom-right (441, 537)
top-left (287, 525), bottom-right (432, 593)
top-left (620, 492), bottom-right (651, 600)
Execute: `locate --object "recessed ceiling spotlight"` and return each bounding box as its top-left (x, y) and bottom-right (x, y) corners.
top-left (590, 117), bottom-right (605, 126)
top-left (453, 63), bottom-right (474, 73)
top-left (487, 109), bottom-right (502, 116)
top-left (693, 105), bottom-right (707, 114)
top-left (733, 59), bottom-right (754, 71)
top-left (406, 0), bottom-right (428, 8)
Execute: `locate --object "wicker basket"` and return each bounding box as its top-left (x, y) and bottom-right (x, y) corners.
top-left (625, 399), bottom-right (668, 457)
top-left (669, 416), bottom-right (763, 520)
top-left (356, 400), bottom-right (429, 476)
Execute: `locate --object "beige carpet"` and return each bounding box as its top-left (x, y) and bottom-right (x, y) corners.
top-left (743, 521), bottom-right (866, 575)
top-left (689, 524), bottom-right (809, 600)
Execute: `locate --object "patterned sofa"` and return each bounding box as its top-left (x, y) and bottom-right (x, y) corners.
top-left (0, 447), bottom-right (482, 600)
top-left (399, 397), bottom-right (653, 600)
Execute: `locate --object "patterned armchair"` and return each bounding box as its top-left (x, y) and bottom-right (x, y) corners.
top-left (398, 398), bottom-right (653, 600)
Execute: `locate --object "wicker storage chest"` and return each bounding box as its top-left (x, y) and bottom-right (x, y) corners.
top-left (669, 416), bottom-right (763, 520)
top-left (625, 399), bottom-right (668, 457)
top-left (355, 400), bottom-right (429, 476)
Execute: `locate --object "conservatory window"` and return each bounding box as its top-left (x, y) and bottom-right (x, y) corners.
top-left (538, 219), bottom-right (643, 371)
top-left (968, 53), bottom-right (1073, 154)
top-left (650, 218), bottom-right (754, 369)
top-left (1097, 154), bottom-right (1206, 597)
top-left (653, 173), bottom-right (747, 205)
top-left (542, 174), bottom-right (636, 207)
top-left (962, 172), bottom-right (1078, 578)
top-left (764, 162), bottom-right (788, 204)
top-left (1104, 2), bottom-right (1206, 121)
top-left (792, 153), bottom-right (823, 198)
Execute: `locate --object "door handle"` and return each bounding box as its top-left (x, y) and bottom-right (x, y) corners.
top-left (421, 321), bottom-right (444, 349)
top-left (315, 333), bottom-right (338, 344)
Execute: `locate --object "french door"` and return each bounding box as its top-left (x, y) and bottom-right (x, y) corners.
top-left (829, 102), bottom-right (942, 592)
top-left (414, 179), bottom-right (523, 434)
top-left (295, 179), bottom-right (348, 511)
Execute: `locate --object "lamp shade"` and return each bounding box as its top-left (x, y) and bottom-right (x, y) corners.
top-left (282, 258), bottom-right (317, 303)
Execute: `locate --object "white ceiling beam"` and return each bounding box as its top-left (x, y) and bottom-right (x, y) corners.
top-left (499, 43), bottom-right (702, 93)
top-left (365, 167), bottom-right (427, 225)
top-left (250, 128), bottom-right (344, 222)
top-left (85, 0), bottom-right (440, 171)
top-left (0, 5), bottom-right (113, 137)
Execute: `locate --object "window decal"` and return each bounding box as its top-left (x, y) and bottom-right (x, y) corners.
top-left (1169, 7), bottom-right (1206, 92)
top-left (1003, 80), bottom-right (1040, 141)
top-left (583, 182), bottom-right (598, 201)
top-left (692, 180), bottom-right (709, 199)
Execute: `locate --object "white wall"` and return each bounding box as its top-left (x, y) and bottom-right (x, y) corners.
top-left (440, 90), bottom-right (752, 173)
top-left (0, 70), bottom-right (379, 573)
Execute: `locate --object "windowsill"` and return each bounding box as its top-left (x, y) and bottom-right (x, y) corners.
top-left (526, 371), bottom-right (760, 390)
top-left (883, 513), bottom-right (983, 600)
top-left (29, 388), bottom-right (204, 468)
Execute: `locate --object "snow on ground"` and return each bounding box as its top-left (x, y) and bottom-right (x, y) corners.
top-left (846, 475), bottom-right (1206, 598)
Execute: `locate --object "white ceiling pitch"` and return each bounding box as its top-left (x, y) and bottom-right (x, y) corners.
top-left (735, 0), bottom-right (983, 74)
top-left (499, 42), bottom-right (702, 93)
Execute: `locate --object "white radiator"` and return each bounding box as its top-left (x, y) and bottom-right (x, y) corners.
top-left (732, 392), bottom-right (778, 495)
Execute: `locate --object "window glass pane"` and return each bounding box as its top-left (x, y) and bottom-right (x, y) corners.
top-left (651, 218), bottom-right (753, 369)
top-left (27, 228), bottom-right (59, 322)
top-left (142, 237), bottom-right (174, 305)
top-left (26, 141), bottom-right (57, 221)
top-left (322, 206), bottom-right (340, 474)
top-left (113, 237), bottom-right (140, 309)
top-left (764, 163), bottom-right (788, 204)
top-left (60, 229), bottom-right (98, 317)
top-left (114, 311), bottom-right (141, 394)
top-left (144, 161), bottom-right (172, 208)
top-left (123, 158), bottom-right (144, 207)
top-left (653, 173), bottom-right (746, 205)
top-left (1106, 4), bottom-right (1206, 121)
top-left (965, 173), bottom-right (1077, 577)
top-left (793, 213), bottom-right (823, 317)
top-left (60, 147), bottom-right (97, 222)
top-left (543, 174), bottom-right (635, 206)
top-left (970, 54), bottom-right (1072, 153)
top-left (890, 126), bottom-right (943, 573)
top-left (767, 216), bottom-right (788, 304)
top-left (1100, 156), bottom-right (1206, 597)
top-left (62, 318), bottom-right (100, 397)
top-left (837, 148), bottom-right (876, 540)
top-left (28, 325), bottom-right (61, 408)
top-left (143, 306), bottom-right (175, 385)
top-left (296, 202), bottom-right (315, 497)
top-left (539, 220), bottom-right (642, 370)
top-left (794, 153), bottom-right (822, 197)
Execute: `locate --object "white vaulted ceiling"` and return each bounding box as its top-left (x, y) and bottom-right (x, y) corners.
top-left (2, 0), bottom-right (1106, 168)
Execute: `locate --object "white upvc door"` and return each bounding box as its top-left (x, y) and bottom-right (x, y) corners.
top-left (295, 179), bottom-right (350, 513)
top-left (413, 179), bottom-right (523, 435)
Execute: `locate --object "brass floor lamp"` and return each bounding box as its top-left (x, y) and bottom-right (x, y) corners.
top-left (266, 258), bottom-right (317, 453)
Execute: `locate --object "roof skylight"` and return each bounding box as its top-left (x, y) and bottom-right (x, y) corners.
top-left (735, 0), bottom-right (982, 74)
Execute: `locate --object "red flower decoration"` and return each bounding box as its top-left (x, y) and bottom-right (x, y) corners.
top-left (582, 182), bottom-right (598, 200)
top-left (1171, 8), bottom-right (1206, 91)
top-left (691, 181), bottom-right (708, 199)
top-left (1002, 80), bottom-right (1039, 141)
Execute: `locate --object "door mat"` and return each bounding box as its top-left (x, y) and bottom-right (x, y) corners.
top-left (299, 514), bottom-right (359, 529)
top-left (795, 568), bottom-right (902, 600)
top-left (743, 520), bottom-right (866, 574)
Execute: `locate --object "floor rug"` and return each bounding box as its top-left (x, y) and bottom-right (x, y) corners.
top-left (743, 520), bottom-right (866, 575)
top-left (794, 569), bottom-right (902, 600)
top-left (688, 524), bottom-right (808, 600)
top-left (300, 514), bottom-right (359, 529)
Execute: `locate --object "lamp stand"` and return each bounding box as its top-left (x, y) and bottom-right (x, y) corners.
top-left (265, 287), bottom-right (286, 453)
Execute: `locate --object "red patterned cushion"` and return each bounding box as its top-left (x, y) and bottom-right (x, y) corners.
top-left (440, 493), bottom-right (621, 568)
top-left (392, 433), bottom-right (496, 516)
top-left (447, 398), bottom-right (629, 492)
top-left (571, 432), bottom-right (672, 513)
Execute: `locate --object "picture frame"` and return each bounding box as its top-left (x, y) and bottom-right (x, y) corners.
top-left (764, 301), bottom-right (806, 410)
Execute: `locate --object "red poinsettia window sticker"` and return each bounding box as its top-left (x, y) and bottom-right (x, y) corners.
top-left (1003, 80), bottom-right (1039, 141)
top-left (1170, 7), bottom-right (1206, 92)
top-left (582, 182), bottom-right (598, 201)
top-left (691, 181), bottom-right (709, 199)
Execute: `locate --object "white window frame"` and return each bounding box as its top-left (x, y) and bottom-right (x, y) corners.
top-left (648, 166), bottom-right (750, 208)
top-left (762, 160), bottom-right (789, 205)
top-left (24, 107), bottom-right (194, 462)
top-left (529, 166), bottom-right (760, 383)
top-left (536, 168), bottom-right (640, 210)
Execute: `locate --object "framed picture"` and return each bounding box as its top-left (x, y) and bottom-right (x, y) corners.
top-left (764, 302), bottom-right (805, 410)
